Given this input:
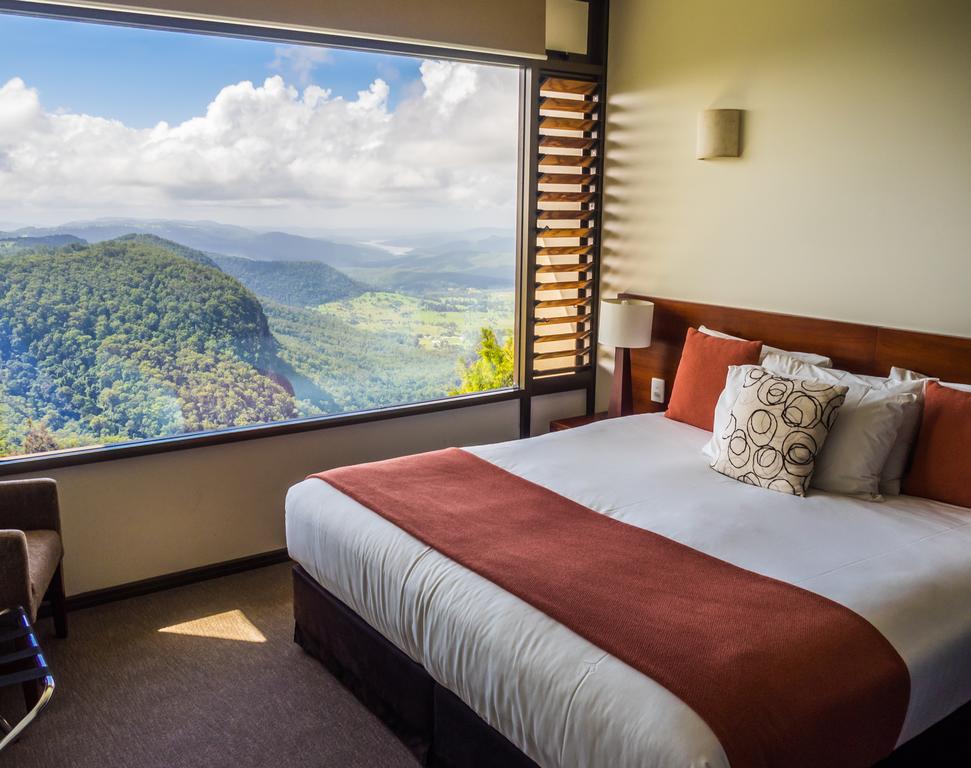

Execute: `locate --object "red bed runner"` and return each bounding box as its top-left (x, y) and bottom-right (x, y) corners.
top-left (311, 448), bottom-right (909, 768)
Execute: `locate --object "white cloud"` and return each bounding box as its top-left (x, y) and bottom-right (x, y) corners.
top-left (270, 45), bottom-right (334, 86)
top-left (419, 60), bottom-right (479, 118)
top-left (0, 61), bottom-right (519, 230)
top-left (0, 78), bottom-right (43, 136)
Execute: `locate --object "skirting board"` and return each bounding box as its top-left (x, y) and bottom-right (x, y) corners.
top-left (43, 548), bottom-right (291, 614)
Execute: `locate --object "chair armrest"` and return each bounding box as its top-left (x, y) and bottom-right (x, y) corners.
top-left (0, 479), bottom-right (61, 533)
top-left (0, 530), bottom-right (31, 614)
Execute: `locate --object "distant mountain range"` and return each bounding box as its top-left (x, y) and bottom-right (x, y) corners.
top-left (3, 219), bottom-right (389, 266)
top-left (2, 218), bottom-right (515, 292)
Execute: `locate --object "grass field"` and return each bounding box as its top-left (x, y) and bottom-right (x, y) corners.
top-left (316, 289), bottom-right (514, 351)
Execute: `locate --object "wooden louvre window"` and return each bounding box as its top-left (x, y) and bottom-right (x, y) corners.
top-left (529, 75), bottom-right (601, 378)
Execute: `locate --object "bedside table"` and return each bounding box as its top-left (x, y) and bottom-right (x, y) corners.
top-left (549, 403), bottom-right (667, 432)
top-left (549, 412), bottom-right (609, 432)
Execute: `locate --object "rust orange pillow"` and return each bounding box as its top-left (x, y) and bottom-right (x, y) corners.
top-left (902, 381), bottom-right (971, 508)
top-left (665, 328), bottom-right (763, 431)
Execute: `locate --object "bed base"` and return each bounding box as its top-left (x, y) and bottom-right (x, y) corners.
top-left (292, 565), bottom-right (537, 767)
top-left (292, 564), bottom-right (969, 768)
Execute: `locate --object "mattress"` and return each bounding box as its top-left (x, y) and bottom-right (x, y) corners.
top-left (285, 413), bottom-right (971, 768)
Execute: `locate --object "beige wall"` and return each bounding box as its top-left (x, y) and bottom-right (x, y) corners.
top-left (529, 390), bottom-right (587, 435)
top-left (8, 401), bottom-right (520, 596)
top-left (601, 0), bottom-right (971, 395)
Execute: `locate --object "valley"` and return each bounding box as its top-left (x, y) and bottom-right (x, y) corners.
top-left (0, 220), bottom-right (515, 457)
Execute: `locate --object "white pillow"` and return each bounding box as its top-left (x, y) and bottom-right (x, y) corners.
top-left (780, 366), bottom-right (925, 495)
top-left (763, 356), bottom-right (920, 498)
top-left (705, 356), bottom-right (918, 499)
top-left (890, 367), bottom-right (971, 393)
top-left (698, 325), bottom-right (833, 368)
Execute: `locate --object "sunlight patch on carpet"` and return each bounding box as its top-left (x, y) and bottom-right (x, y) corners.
top-left (158, 609), bottom-right (267, 643)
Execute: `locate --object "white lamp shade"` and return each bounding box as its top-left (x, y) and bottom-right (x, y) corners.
top-left (598, 298), bottom-right (654, 348)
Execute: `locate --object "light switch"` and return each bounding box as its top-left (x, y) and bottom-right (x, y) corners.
top-left (651, 378), bottom-right (665, 403)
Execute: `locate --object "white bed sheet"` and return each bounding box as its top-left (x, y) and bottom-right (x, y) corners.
top-left (285, 413), bottom-right (971, 768)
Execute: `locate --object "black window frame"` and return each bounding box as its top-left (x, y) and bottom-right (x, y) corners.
top-left (0, 0), bottom-right (532, 474)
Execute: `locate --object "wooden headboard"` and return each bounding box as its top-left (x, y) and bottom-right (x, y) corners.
top-left (621, 295), bottom-right (971, 414)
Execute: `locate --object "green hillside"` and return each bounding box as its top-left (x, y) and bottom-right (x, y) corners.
top-left (0, 238), bottom-right (297, 453)
top-left (211, 254), bottom-right (366, 308)
top-left (265, 301), bottom-right (460, 415)
top-left (110, 233), bottom-right (220, 269)
top-left (317, 290), bottom-right (513, 351)
top-left (0, 232), bottom-right (515, 457)
top-left (0, 234), bottom-right (86, 255)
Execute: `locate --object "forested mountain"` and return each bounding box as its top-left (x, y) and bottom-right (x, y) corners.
top-left (0, 237), bottom-right (298, 452)
top-left (211, 254), bottom-right (366, 308)
top-left (110, 233), bottom-right (219, 269)
top-left (0, 234), bottom-right (86, 254)
top-left (239, 231), bottom-right (387, 265)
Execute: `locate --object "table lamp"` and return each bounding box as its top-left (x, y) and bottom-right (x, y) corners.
top-left (599, 298), bottom-right (654, 418)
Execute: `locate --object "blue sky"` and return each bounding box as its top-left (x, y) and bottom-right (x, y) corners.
top-left (0, 12), bottom-right (423, 127)
top-left (0, 10), bottom-right (518, 233)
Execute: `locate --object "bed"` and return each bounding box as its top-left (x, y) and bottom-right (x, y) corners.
top-left (285, 298), bottom-right (971, 767)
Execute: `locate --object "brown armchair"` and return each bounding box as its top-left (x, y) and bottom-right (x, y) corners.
top-left (0, 479), bottom-right (67, 638)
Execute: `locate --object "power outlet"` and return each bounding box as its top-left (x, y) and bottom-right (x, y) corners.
top-left (651, 378), bottom-right (665, 403)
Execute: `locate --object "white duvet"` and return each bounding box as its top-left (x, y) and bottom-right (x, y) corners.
top-left (285, 413), bottom-right (971, 768)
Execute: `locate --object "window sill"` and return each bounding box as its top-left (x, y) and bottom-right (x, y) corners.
top-left (0, 388), bottom-right (523, 476)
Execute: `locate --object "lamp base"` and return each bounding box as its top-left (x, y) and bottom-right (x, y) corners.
top-left (608, 347), bottom-right (634, 418)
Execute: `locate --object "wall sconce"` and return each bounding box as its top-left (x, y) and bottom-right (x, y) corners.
top-left (697, 109), bottom-right (741, 159)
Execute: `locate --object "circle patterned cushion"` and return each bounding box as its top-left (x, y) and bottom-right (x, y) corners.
top-left (710, 367), bottom-right (848, 496)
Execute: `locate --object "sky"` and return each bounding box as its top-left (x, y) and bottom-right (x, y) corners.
top-left (0, 12), bottom-right (519, 234)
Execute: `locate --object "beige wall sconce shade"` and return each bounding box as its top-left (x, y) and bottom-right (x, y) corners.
top-left (697, 109), bottom-right (741, 159)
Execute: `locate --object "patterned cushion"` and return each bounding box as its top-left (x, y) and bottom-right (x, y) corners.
top-left (710, 367), bottom-right (848, 496)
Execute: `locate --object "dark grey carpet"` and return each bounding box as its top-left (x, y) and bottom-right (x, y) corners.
top-left (0, 563), bottom-right (418, 768)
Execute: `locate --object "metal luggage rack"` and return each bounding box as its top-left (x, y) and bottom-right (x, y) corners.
top-left (0, 606), bottom-right (55, 752)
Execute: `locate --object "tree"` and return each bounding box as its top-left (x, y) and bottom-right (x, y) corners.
top-left (0, 236), bottom-right (300, 450)
top-left (22, 419), bottom-right (59, 455)
top-left (450, 328), bottom-right (514, 395)
top-left (0, 403), bottom-right (16, 457)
